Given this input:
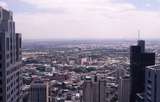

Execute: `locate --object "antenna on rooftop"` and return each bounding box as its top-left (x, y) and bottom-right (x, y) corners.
top-left (138, 30), bottom-right (140, 40)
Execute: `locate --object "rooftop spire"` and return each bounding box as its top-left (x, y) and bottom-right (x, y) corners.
top-left (138, 30), bottom-right (140, 40)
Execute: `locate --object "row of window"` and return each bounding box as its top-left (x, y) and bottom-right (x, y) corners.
top-left (7, 78), bottom-right (19, 92)
top-left (6, 37), bottom-right (22, 52)
top-left (7, 90), bottom-right (19, 102)
top-left (7, 65), bottom-right (20, 76)
top-left (7, 72), bottom-right (19, 84)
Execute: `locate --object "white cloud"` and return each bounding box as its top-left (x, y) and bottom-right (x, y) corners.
top-left (19, 0), bottom-right (135, 12)
top-left (14, 0), bottom-right (160, 39)
top-left (145, 3), bottom-right (151, 7)
top-left (0, 1), bottom-right (8, 9)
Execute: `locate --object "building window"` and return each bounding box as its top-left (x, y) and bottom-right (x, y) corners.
top-left (148, 80), bottom-right (152, 84)
top-left (6, 38), bottom-right (9, 51)
top-left (0, 54), bottom-right (2, 60)
top-left (0, 96), bottom-right (3, 101)
top-left (148, 71), bottom-right (151, 77)
top-left (19, 38), bottom-right (21, 48)
top-left (0, 37), bottom-right (2, 52)
top-left (10, 37), bottom-right (12, 50)
top-left (0, 88), bottom-right (2, 93)
top-left (154, 74), bottom-right (157, 102)
top-left (0, 80), bottom-right (2, 84)
top-left (0, 72), bottom-right (2, 77)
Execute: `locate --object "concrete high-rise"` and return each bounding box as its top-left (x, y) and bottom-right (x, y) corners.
top-left (0, 7), bottom-right (22, 102)
top-left (118, 76), bottom-right (130, 102)
top-left (130, 40), bottom-right (155, 102)
top-left (144, 65), bottom-right (160, 102)
top-left (82, 76), bottom-right (106, 102)
top-left (30, 80), bottom-right (49, 102)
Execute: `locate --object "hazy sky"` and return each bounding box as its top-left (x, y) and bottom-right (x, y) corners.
top-left (1, 0), bottom-right (160, 39)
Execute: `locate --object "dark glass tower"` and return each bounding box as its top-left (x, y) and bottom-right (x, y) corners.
top-left (130, 40), bottom-right (155, 102)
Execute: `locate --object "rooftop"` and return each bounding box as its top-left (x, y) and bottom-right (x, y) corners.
top-left (147, 65), bottom-right (160, 70)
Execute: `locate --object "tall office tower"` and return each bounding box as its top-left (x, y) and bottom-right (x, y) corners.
top-left (82, 76), bottom-right (93, 102)
top-left (82, 76), bottom-right (106, 102)
top-left (130, 40), bottom-right (155, 102)
top-left (118, 76), bottom-right (130, 102)
top-left (99, 79), bottom-right (106, 102)
top-left (144, 65), bottom-right (160, 102)
top-left (0, 7), bottom-right (22, 102)
top-left (30, 80), bottom-right (49, 102)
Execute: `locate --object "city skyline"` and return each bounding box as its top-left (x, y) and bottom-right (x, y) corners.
top-left (1, 5), bottom-right (160, 102)
top-left (1, 0), bottom-right (160, 40)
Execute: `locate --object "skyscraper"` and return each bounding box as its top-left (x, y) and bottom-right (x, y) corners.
top-left (82, 76), bottom-right (93, 102)
top-left (30, 80), bottom-right (49, 102)
top-left (0, 7), bottom-right (22, 102)
top-left (82, 76), bottom-right (106, 102)
top-left (144, 65), bottom-right (160, 102)
top-left (130, 40), bottom-right (155, 102)
top-left (118, 75), bottom-right (130, 102)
